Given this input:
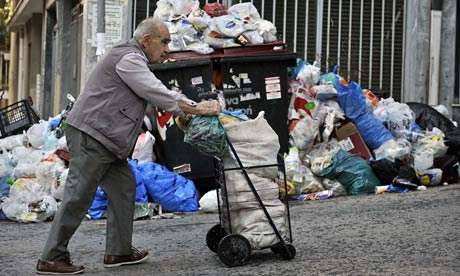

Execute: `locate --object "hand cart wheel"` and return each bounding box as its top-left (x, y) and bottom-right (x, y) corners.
top-left (270, 243), bottom-right (296, 260)
top-left (217, 234), bottom-right (251, 267)
top-left (206, 224), bottom-right (227, 253)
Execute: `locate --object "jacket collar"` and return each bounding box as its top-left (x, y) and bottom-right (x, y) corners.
top-left (129, 38), bottom-right (151, 63)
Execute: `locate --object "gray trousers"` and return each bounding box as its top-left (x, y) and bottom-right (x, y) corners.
top-left (41, 126), bottom-right (136, 261)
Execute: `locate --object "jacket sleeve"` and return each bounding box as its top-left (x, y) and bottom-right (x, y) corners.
top-left (115, 52), bottom-right (188, 116)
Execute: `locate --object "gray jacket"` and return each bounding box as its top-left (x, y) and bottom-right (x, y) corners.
top-left (67, 39), bottom-right (186, 159)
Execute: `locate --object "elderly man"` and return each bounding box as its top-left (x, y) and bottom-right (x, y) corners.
top-left (37, 18), bottom-right (212, 275)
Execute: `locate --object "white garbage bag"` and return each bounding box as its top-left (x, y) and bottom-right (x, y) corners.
top-left (26, 121), bottom-right (50, 149)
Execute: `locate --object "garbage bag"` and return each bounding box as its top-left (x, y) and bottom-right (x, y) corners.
top-left (199, 189), bottom-right (218, 212)
top-left (1, 178), bottom-right (58, 222)
top-left (139, 162), bottom-right (198, 212)
top-left (0, 176), bottom-right (10, 198)
top-left (228, 3), bottom-right (261, 21)
top-left (183, 115), bottom-right (227, 158)
top-left (407, 102), bottom-right (460, 157)
top-left (373, 98), bottom-right (415, 139)
top-left (317, 150), bottom-right (380, 195)
top-left (132, 131), bottom-right (155, 165)
top-left (128, 159), bottom-right (148, 203)
top-left (370, 159), bottom-right (399, 185)
top-left (26, 121), bottom-right (50, 149)
top-left (337, 81), bottom-right (393, 149)
top-left (210, 15), bottom-right (249, 38)
top-left (87, 186), bottom-right (107, 220)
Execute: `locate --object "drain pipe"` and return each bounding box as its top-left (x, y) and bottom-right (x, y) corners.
top-left (428, 0), bottom-right (443, 105)
top-left (96, 0), bottom-right (106, 61)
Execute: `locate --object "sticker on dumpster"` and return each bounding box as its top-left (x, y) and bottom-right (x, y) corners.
top-left (191, 76), bottom-right (203, 86)
top-left (240, 92), bottom-right (260, 102)
top-left (265, 76), bottom-right (281, 100)
top-left (173, 164), bottom-right (192, 174)
top-left (339, 138), bottom-right (355, 152)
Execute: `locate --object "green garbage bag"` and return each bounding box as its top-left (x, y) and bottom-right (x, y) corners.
top-left (183, 116), bottom-right (227, 158)
top-left (317, 150), bottom-right (380, 195)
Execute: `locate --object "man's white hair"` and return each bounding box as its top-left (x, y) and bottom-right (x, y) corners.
top-left (133, 17), bottom-right (166, 41)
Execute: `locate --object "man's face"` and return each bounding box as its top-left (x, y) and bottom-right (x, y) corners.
top-left (141, 25), bottom-right (171, 63)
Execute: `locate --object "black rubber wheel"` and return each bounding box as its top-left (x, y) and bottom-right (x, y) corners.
top-left (206, 224), bottom-right (227, 253)
top-left (271, 243), bottom-right (296, 260)
top-left (217, 234), bottom-right (251, 267)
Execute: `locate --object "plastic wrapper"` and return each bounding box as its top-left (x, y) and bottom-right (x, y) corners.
top-left (307, 140), bottom-right (341, 175)
top-left (35, 157), bottom-right (66, 195)
top-left (185, 42), bottom-right (215, 54)
top-left (12, 150), bottom-right (47, 178)
top-left (52, 168), bottom-right (68, 201)
top-left (296, 63), bottom-right (321, 87)
top-left (0, 134), bottom-right (26, 152)
top-left (317, 149), bottom-right (380, 195)
top-left (1, 178), bottom-right (57, 222)
top-left (407, 102), bottom-right (460, 157)
top-left (321, 178), bottom-right (347, 196)
top-left (228, 3), bottom-right (261, 21)
top-left (312, 85), bottom-right (337, 101)
top-left (183, 116), bottom-right (227, 158)
top-left (132, 131), bottom-right (156, 165)
top-left (26, 121), bottom-right (50, 149)
top-left (241, 30), bottom-right (264, 45)
top-left (210, 15), bottom-right (248, 38)
top-left (418, 168), bottom-right (443, 186)
top-left (289, 115), bottom-right (319, 152)
top-left (154, 0), bottom-right (173, 21)
top-left (373, 98), bottom-right (415, 139)
top-left (374, 139), bottom-right (412, 162)
top-left (413, 128), bottom-right (448, 159)
top-left (188, 9), bottom-right (211, 30)
top-left (204, 3), bottom-right (227, 17)
top-left (204, 29), bottom-right (239, 48)
top-left (254, 19), bottom-right (277, 43)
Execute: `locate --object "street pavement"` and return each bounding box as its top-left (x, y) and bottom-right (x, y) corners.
top-left (0, 184), bottom-right (459, 276)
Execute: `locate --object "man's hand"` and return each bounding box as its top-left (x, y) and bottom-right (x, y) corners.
top-left (178, 99), bottom-right (221, 116)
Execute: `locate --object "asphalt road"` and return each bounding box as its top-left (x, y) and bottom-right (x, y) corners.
top-left (1, 184), bottom-right (459, 276)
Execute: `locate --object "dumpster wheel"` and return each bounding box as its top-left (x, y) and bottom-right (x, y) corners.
top-left (217, 234), bottom-right (251, 267)
top-left (206, 224), bottom-right (227, 253)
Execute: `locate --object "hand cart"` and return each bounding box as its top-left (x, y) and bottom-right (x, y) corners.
top-left (206, 136), bottom-right (296, 267)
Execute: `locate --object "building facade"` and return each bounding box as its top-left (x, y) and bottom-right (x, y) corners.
top-left (6, 0), bottom-right (459, 121)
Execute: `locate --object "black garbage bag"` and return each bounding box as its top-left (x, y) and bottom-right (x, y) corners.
top-left (370, 159), bottom-right (399, 185)
top-left (407, 102), bottom-right (460, 157)
top-left (433, 155), bottom-right (459, 184)
top-left (370, 159), bottom-right (419, 188)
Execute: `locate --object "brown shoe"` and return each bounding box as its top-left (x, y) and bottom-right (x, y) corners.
top-left (103, 247), bottom-right (149, 268)
top-left (36, 259), bottom-right (84, 275)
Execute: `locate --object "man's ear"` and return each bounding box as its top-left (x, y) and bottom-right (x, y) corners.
top-left (141, 34), bottom-right (151, 48)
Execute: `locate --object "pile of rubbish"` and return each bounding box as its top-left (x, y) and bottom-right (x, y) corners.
top-left (282, 60), bottom-right (460, 201)
top-left (0, 116), bottom-right (200, 223)
top-left (153, 1), bottom-right (278, 54)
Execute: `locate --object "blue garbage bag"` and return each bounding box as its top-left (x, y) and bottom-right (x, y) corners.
top-left (128, 159), bottom-right (148, 203)
top-left (139, 162), bottom-right (198, 212)
top-left (317, 150), bottom-right (380, 195)
top-left (337, 81), bottom-right (393, 149)
top-left (0, 176), bottom-right (10, 198)
top-left (87, 186), bottom-right (107, 220)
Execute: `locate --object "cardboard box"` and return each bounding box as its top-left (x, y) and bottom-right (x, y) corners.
top-left (335, 122), bottom-right (373, 160)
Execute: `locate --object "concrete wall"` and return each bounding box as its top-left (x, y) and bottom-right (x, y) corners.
top-left (28, 14), bottom-right (43, 105)
top-left (404, 0), bottom-right (457, 114)
top-left (439, 0), bottom-right (457, 111)
top-left (81, 0), bottom-right (130, 89)
top-left (403, 0), bottom-right (431, 103)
